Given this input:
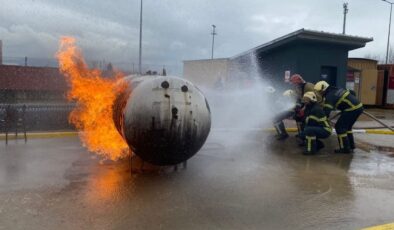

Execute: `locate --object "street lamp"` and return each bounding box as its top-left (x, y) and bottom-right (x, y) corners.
top-left (138, 0), bottom-right (143, 74)
top-left (383, 0), bottom-right (394, 64)
top-left (211, 25), bottom-right (217, 59)
top-left (342, 3), bottom-right (348, 34)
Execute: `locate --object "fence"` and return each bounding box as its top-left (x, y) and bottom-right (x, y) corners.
top-left (1, 56), bottom-right (183, 76)
top-left (0, 104), bottom-right (75, 131)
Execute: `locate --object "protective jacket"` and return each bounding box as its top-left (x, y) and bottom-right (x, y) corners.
top-left (294, 82), bottom-right (322, 103)
top-left (304, 103), bottom-right (332, 134)
top-left (322, 86), bottom-right (363, 116)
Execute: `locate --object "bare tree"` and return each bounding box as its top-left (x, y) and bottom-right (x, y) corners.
top-left (363, 53), bottom-right (384, 64)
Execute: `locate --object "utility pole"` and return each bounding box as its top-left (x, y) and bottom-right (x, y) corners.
top-left (383, 0), bottom-right (394, 64)
top-left (0, 40), bottom-right (2, 65)
top-left (211, 25), bottom-right (217, 59)
top-left (342, 2), bottom-right (348, 34)
top-left (138, 0), bottom-right (143, 74)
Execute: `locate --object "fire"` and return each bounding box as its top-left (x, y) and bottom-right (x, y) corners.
top-left (56, 37), bottom-right (129, 160)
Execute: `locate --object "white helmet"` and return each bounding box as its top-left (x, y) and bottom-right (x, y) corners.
top-left (282, 89), bottom-right (295, 97)
top-left (314, 81), bottom-right (330, 92)
top-left (265, 86), bottom-right (276, 94)
top-left (303, 91), bottom-right (317, 103)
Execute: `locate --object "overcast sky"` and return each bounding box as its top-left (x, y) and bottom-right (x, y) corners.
top-left (0, 0), bottom-right (391, 74)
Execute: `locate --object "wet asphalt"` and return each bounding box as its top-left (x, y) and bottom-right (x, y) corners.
top-left (0, 131), bottom-right (394, 230)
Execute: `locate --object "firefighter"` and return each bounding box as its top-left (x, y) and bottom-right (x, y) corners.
top-left (301, 92), bottom-right (332, 155)
top-left (273, 89), bottom-right (301, 140)
top-left (288, 74), bottom-right (322, 136)
top-left (314, 81), bottom-right (363, 153)
top-left (289, 74), bottom-right (322, 104)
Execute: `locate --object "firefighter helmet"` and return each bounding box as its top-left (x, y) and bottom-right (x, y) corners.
top-left (289, 74), bottom-right (305, 84)
top-left (314, 81), bottom-right (330, 92)
top-left (282, 89), bottom-right (295, 97)
top-left (303, 91), bottom-right (317, 103)
top-left (265, 86), bottom-right (276, 93)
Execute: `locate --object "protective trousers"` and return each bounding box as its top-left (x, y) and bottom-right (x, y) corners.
top-left (295, 118), bottom-right (305, 137)
top-left (274, 121), bottom-right (286, 135)
top-left (335, 108), bottom-right (363, 151)
top-left (273, 110), bottom-right (294, 139)
top-left (303, 126), bottom-right (331, 154)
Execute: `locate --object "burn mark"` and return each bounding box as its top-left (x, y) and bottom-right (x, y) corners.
top-left (172, 107), bottom-right (178, 120)
top-left (112, 87), bottom-right (131, 136)
top-left (151, 117), bottom-right (155, 130)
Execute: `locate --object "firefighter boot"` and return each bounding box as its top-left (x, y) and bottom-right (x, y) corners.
top-left (274, 121), bottom-right (289, 140)
top-left (347, 131), bottom-right (355, 153)
top-left (295, 121), bottom-right (304, 138)
top-left (316, 139), bottom-right (325, 152)
top-left (334, 133), bottom-right (352, 154)
top-left (297, 137), bottom-right (306, 147)
top-left (303, 136), bottom-right (317, 155)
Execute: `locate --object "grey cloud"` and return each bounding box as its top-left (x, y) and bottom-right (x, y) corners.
top-left (0, 0), bottom-right (392, 74)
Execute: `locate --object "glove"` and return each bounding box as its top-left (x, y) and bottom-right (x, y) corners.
top-left (294, 107), bottom-right (305, 121)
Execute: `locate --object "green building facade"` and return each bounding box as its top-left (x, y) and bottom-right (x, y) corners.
top-left (231, 29), bottom-right (373, 88)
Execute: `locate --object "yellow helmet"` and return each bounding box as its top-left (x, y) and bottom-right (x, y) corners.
top-left (303, 91), bottom-right (317, 103)
top-left (314, 81), bottom-right (330, 92)
top-left (282, 89), bottom-right (294, 97)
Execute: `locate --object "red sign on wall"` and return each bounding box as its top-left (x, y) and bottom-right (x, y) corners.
top-left (346, 72), bottom-right (354, 81)
top-left (389, 75), bottom-right (394, 89)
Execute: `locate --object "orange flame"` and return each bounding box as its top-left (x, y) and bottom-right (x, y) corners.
top-left (56, 37), bottom-right (129, 160)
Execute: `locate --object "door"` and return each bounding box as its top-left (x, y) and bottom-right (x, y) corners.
top-left (376, 70), bottom-right (385, 106)
top-left (383, 70), bottom-right (389, 105)
top-left (320, 66), bottom-right (337, 87)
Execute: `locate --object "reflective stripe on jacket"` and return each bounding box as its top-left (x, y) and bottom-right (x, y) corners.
top-left (304, 103), bottom-right (332, 133)
top-left (323, 86), bottom-right (363, 116)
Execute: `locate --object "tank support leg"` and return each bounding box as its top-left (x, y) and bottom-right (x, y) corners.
top-left (129, 149), bottom-right (133, 174)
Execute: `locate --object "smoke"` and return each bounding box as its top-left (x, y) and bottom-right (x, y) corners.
top-left (199, 53), bottom-right (294, 145)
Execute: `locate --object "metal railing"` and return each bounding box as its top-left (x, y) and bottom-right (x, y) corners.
top-left (0, 104), bottom-right (75, 132)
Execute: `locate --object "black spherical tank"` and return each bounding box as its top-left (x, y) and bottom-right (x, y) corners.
top-left (113, 75), bottom-right (211, 166)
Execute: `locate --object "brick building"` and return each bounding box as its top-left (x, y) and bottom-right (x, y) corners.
top-left (0, 65), bottom-right (68, 104)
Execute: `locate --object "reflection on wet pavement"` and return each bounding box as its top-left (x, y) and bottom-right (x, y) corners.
top-left (0, 132), bottom-right (393, 230)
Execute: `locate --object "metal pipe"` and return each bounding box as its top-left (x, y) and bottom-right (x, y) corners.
top-left (138, 0), bottom-right (143, 74)
top-left (343, 3), bottom-right (348, 34)
top-left (388, 3), bottom-right (392, 64)
top-left (383, 0), bottom-right (393, 64)
top-left (211, 25), bottom-right (216, 59)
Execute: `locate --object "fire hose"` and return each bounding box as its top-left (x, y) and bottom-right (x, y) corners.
top-left (264, 110), bottom-right (394, 135)
top-left (329, 111), bottom-right (394, 132)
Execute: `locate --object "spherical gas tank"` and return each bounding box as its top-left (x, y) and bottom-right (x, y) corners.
top-left (113, 75), bottom-right (211, 165)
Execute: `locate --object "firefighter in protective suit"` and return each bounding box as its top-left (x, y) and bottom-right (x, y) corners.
top-left (273, 89), bottom-right (302, 140)
top-left (289, 74), bottom-right (322, 104)
top-left (288, 74), bottom-right (322, 135)
top-left (301, 91), bottom-right (332, 155)
top-left (314, 81), bottom-right (363, 153)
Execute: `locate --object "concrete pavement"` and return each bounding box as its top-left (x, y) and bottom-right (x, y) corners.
top-left (0, 130), bottom-right (393, 229)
